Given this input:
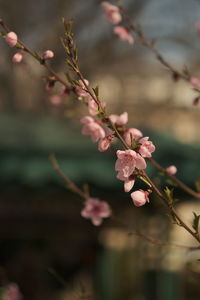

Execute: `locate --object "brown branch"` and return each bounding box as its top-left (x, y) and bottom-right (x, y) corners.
top-left (49, 153), bottom-right (88, 200)
top-left (117, 4), bottom-right (200, 95)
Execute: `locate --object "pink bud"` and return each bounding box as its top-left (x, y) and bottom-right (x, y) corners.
top-left (101, 2), bottom-right (122, 24)
top-left (5, 32), bottom-right (18, 47)
top-left (190, 77), bottom-right (200, 88)
top-left (12, 52), bottom-right (23, 63)
top-left (113, 26), bottom-right (134, 45)
top-left (165, 165), bottom-right (177, 175)
top-left (131, 190), bottom-right (149, 207)
top-left (43, 50), bottom-right (54, 60)
top-left (98, 136), bottom-right (113, 152)
top-left (49, 94), bottom-right (61, 106)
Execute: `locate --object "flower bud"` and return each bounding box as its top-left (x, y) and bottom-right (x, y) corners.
top-left (49, 94), bottom-right (61, 106)
top-left (5, 31), bottom-right (18, 47)
top-left (12, 52), bottom-right (23, 63)
top-left (131, 190), bottom-right (149, 207)
top-left (43, 50), bottom-right (54, 60)
top-left (165, 165), bottom-right (177, 175)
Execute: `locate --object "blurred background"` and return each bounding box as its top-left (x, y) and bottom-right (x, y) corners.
top-left (0, 0), bottom-right (200, 299)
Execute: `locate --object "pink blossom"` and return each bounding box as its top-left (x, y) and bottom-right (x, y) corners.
top-left (76, 79), bottom-right (89, 97)
top-left (2, 283), bottom-right (22, 300)
top-left (43, 50), bottom-right (54, 59)
top-left (5, 32), bottom-right (18, 47)
top-left (124, 176), bottom-right (136, 192)
top-left (98, 135), bottom-right (113, 152)
top-left (166, 165), bottom-right (177, 175)
top-left (49, 94), bottom-right (62, 106)
top-left (131, 190), bottom-right (150, 207)
top-left (190, 77), bottom-right (200, 88)
top-left (113, 26), bottom-right (134, 45)
top-left (12, 52), bottom-right (23, 63)
top-left (138, 137), bottom-right (155, 158)
top-left (81, 198), bottom-right (111, 226)
top-left (87, 97), bottom-right (106, 116)
top-left (124, 128), bottom-right (143, 146)
top-left (81, 116), bottom-right (105, 142)
top-left (101, 2), bottom-right (122, 24)
top-left (87, 97), bottom-right (99, 115)
top-left (115, 149), bottom-right (146, 191)
top-left (109, 112), bottom-right (128, 126)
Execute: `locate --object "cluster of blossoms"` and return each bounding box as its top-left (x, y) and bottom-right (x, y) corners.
top-left (80, 100), bottom-right (156, 208)
top-left (101, 2), bottom-right (134, 45)
top-left (3, 21), bottom-right (179, 228)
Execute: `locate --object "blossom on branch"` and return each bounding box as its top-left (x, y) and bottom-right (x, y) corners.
top-left (12, 52), bottom-right (23, 63)
top-left (166, 165), bottom-right (177, 175)
top-left (131, 190), bottom-right (150, 207)
top-left (43, 50), bottom-right (54, 60)
top-left (98, 135), bottom-right (113, 152)
top-left (109, 112), bottom-right (128, 126)
top-left (190, 76), bottom-right (200, 88)
top-left (115, 149), bottom-right (146, 192)
top-left (87, 97), bottom-right (99, 115)
top-left (81, 198), bottom-right (111, 226)
top-left (80, 116), bottom-right (105, 142)
top-left (124, 128), bottom-right (143, 146)
top-left (138, 137), bottom-right (155, 158)
top-left (101, 2), bottom-right (122, 24)
top-left (113, 26), bottom-right (134, 45)
top-left (76, 79), bottom-right (89, 98)
top-left (5, 32), bottom-right (18, 47)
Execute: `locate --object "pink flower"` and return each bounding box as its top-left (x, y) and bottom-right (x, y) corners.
top-left (101, 2), bottom-right (122, 24)
top-left (115, 149), bottom-right (146, 192)
top-left (2, 283), bottom-right (22, 300)
top-left (109, 112), bottom-right (128, 126)
top-left (190, 77), bottom-right (200, 88)
top-left (43, 50), bottom-right (54, 59)
top-left (76, 79), bottom-right (89, 97)
top-left (138, 137), bottom-right (155, 158)
top-left (131, 190), bottom-right (150, 207)
top-left (124, 128), bottom-right (143, 146)
top-left (81, 116), bottom-right (105, 142)
top-left (113, 26), bottom-right (134, 45)
top-left (12, 52), bottom-right (23, 63)
top-left (98, 135), bottom-right (113, 152)
top-left (49, 94), bottom-right (62, 106)
top-left (87, 97), bottom-right (99, 115)
top-left (166, 165), bottom-right (177, 175)
top-left (124, 175), bottom-right (136, 192)
top-left (5, 32), bottom-right (18, 47)
top-left (87, 97), bottom-right (106, 116)
top-left (81, 198), bottom-right (111, 226)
